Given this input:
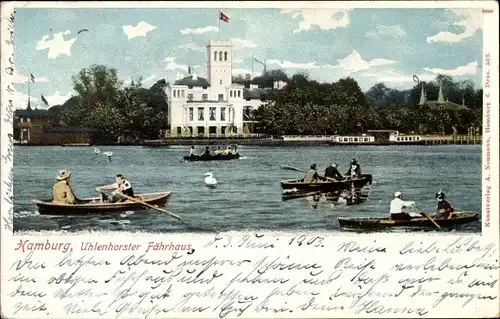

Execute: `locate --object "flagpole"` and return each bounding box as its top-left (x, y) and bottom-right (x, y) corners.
top-left (218, 10), bottom-right (221, 40)
top-left (27, 74), bottom-right (30, 109)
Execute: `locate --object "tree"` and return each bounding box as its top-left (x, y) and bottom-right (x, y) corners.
top-left (72, 64), bottom-right (123, 105)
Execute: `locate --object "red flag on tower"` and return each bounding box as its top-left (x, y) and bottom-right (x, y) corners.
top-left (219, 11), bottom-right (229, 23)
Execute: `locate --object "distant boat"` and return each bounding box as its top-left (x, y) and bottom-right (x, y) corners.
top-left (328, 131), bottom-right (425, 146)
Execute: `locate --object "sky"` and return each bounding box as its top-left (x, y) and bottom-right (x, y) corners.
top-left (11, 6), bottom-right (483, 109)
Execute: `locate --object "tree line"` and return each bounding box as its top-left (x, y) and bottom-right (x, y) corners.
top-left (49, 64), bottom-right (482, 142)
top-left (249, 72), bottom-right (482, 136)
top-left (49, 64), bottom-right (168, 143)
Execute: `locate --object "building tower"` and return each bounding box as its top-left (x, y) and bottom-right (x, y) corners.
top-left (206, 40), bottom-right (232, 99)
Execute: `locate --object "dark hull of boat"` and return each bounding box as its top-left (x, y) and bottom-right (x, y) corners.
top-left (33, 192), bottom-right (171, 216)
top-left (183, 153), bottom-right (240, 161)
top-left (281, 174), bottom-right (372, 193)
top-left (338, 212), bottom-right (479, 230)
top-left (282, 186), bottom-right (371, 205)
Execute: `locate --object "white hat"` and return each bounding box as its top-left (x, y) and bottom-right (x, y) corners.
top-left (394, 191), bottom-right (402, 198)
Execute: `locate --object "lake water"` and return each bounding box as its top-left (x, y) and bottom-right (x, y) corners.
top-left (13, 145), bottom-right (482, 234)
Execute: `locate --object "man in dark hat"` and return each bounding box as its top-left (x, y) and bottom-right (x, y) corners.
top-left (303, 164), bottom-right (320, 183)
top-left (436, 191), bottom-right (454, 219)
top-left (52, 169), bottom-right (80, 204)
top-left (346, 158), bottom-right (361, 177)
top-left (324, 162), bottom-right (343, 180)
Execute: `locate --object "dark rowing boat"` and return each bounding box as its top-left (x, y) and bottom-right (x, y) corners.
top-left (337, 212), bottom-right (479, 230)
top-left (183, 153), bottom-right (240, 162)
top-left (281, 174), bottom-right (372, 194)
top-left (33, 191), bottom-right (171, 216)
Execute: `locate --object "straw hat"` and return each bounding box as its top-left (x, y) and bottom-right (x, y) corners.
top-left (56, 169), bottom-right (72, 181)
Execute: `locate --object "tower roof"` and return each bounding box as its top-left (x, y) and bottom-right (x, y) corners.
top-left (437, 82), bottom-right (445, 104)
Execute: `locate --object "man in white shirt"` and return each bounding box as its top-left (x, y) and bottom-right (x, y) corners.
top-left (390, 191), bottom-right (419, 220)
top-left (96, 174), bottom-right (134, 202)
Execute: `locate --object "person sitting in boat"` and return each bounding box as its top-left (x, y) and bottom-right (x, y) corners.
top-left (202, 146), bottom-right (211, 157)
top-left (389, 191), bottom-right (419, 220)
top-left (436, 191), bottom-right (454, 219)
top-left (232, 145), bottom-right (239, 154)
top-left (324, 162), bottom-right (343, 180)
top-left (52, 170), bottom-right (81, 205)
top-left (189, 146), bottom-right (197, 157)
top-left (303, 164), bottom-right (320, 183)
top-left (214, 146), bottom-right (223, 155)
top-left (346, 159), bottom-right (361, 177)
top-left (96, 174), bottom-right (135, 203)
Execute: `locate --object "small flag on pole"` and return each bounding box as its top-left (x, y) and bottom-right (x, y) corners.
top-left (219, 11), bottom-right (230, 23)
top-left (30, 73), bottom-right (35, 82)
top-left (41, 95), bottom-right (49, 107)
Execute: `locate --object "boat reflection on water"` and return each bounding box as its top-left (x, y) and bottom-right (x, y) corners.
top-left (284, 184), bottom-right (372, 209)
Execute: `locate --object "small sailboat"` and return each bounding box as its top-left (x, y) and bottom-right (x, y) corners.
top-left (104, 151), bottom-right (113, 162)
top-left (204, 172), bottom-right (217, 188)
top-left (93, 147), bottom-right (100, 154)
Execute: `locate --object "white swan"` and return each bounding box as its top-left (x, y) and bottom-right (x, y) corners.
top-left (93, 147), bottom-right (100, 154)
top-left (204, 172), bottom-right (217, 187)
top-left (104, 151), bottom-right (113, 157)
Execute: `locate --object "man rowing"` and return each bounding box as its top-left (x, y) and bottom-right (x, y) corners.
top-left (96, 173), bottom-right (134, 203)
top-left (303, 164), bottom-right (320, 183)
top-left (389, 191), bottom-right (421, 220)
top-left (52, 170), bottom-right (81, 204)
top-left (324, 162), bottom-right (343, 180)
top-left (189, 146), bottom-right (197, 156)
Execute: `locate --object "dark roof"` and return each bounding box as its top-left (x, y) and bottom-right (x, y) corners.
top-left (243, 88), bottom-right (270, 100)
top-left (15, 108), bottom-right (53, 118)
top-left (41, 126), bottom-right (100, 133)
top-left (425, 101), bottom-right (468, 111)
top-left (174, 75), bottom-right (210, 87)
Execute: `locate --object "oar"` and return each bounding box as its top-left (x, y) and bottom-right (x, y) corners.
top-left (279, 165), bottom-right (341, 182)
top-left (96, 190), bottom-right (183, 221)
top-left (421, 212), bottom-right (441, 229)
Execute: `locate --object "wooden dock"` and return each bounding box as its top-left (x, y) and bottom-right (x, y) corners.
top-left (422, 134), bottom-right (482, 145)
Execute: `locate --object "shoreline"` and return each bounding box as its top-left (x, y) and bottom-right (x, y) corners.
top-left (14, 137), bottom-right (482, 147)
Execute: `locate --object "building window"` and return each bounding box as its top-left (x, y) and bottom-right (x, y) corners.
top-left (177, 127), bottom-right (182, 135)
top-left (219, 51), bottom-right (223, 61)
top-left (224, 51), bottom-right (228, 61)
top-left (230, 90), bottom-right (233, 98)
top-left (218, 94), bottom-right (224, 101)
top-left (20, 118), bottom-right (24, 122)
top-left (214, 51), bottom-right (217, 61)
top-left (198, 108), bottom-right (204, 121)
top-left (220, 79), bottom-right (223, 85)
top-left (182, 90), bottom-right (185, 98)
top-left (188, 94), bottom-right (193, 101)
top-left (202, 94), bottom-right (208, 101)
top-left (237, 90), bottom-right (241, 98)
top-left (27, 118), bottom-right (31, 123)
top-left (173, 90), bottom-right (177, 98)
top-left (189, 107), bottom-right (193, 121)
top-left (221, 107), bottom-right (226, 121)
top-left (209, 107), bottom-right (216, 121)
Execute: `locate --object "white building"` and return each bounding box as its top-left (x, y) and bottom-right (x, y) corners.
top-left (165, 40), bottom-right (276, 137)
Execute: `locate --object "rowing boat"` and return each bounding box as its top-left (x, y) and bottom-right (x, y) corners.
top-left (281, 174), bottom-right (372, 194)
top-left (183, 153), bottom-right (240, 162)
top-left (33, 191), bottom-right (172, 216)
top-left (337, 211), bottom-right (479, 230)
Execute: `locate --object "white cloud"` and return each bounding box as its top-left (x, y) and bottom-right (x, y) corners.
top-left (122, 21), bottom-right (156, 40)
top-left (10, 71), bottom-right (49, 84)
top-left (375, 73), bottom-right (436, 83)
top-left (233, 57), bottom-right (245, 64)
top-left (281, 9), bottom-right (352, 33)
top-left (180, 26), bottom-right (218, 35)
top-left (333, 50), bottom-right (395, 72)
top-left (268, 59), bottom-right (320, 69)
top-left (44, 91), bottom-right (73, 106)
top-left (12, 91), bottom-right (38, 109)
top-left (36, 30), bottom-right (77, 59)
top-left (426, 9), bottom-right (482, 43)
top-left (366, 24), bottom-right (407, 39)
top-left (178, 43), bottom-right (205, 52)
top-left (164, 57), bottom-right (188, 72)
top-left (230, 38), bottom-right (258, 51)
top-left (423, 61), bottom-right (478, 76)
top-left (142, 75), bottom-right (157, 84)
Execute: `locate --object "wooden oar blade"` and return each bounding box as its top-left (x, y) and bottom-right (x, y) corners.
top-left (280, 165), bottom-right (305, 172)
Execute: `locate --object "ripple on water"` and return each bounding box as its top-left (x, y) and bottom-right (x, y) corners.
top-left (12, 145), bottom-right (482, 233)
